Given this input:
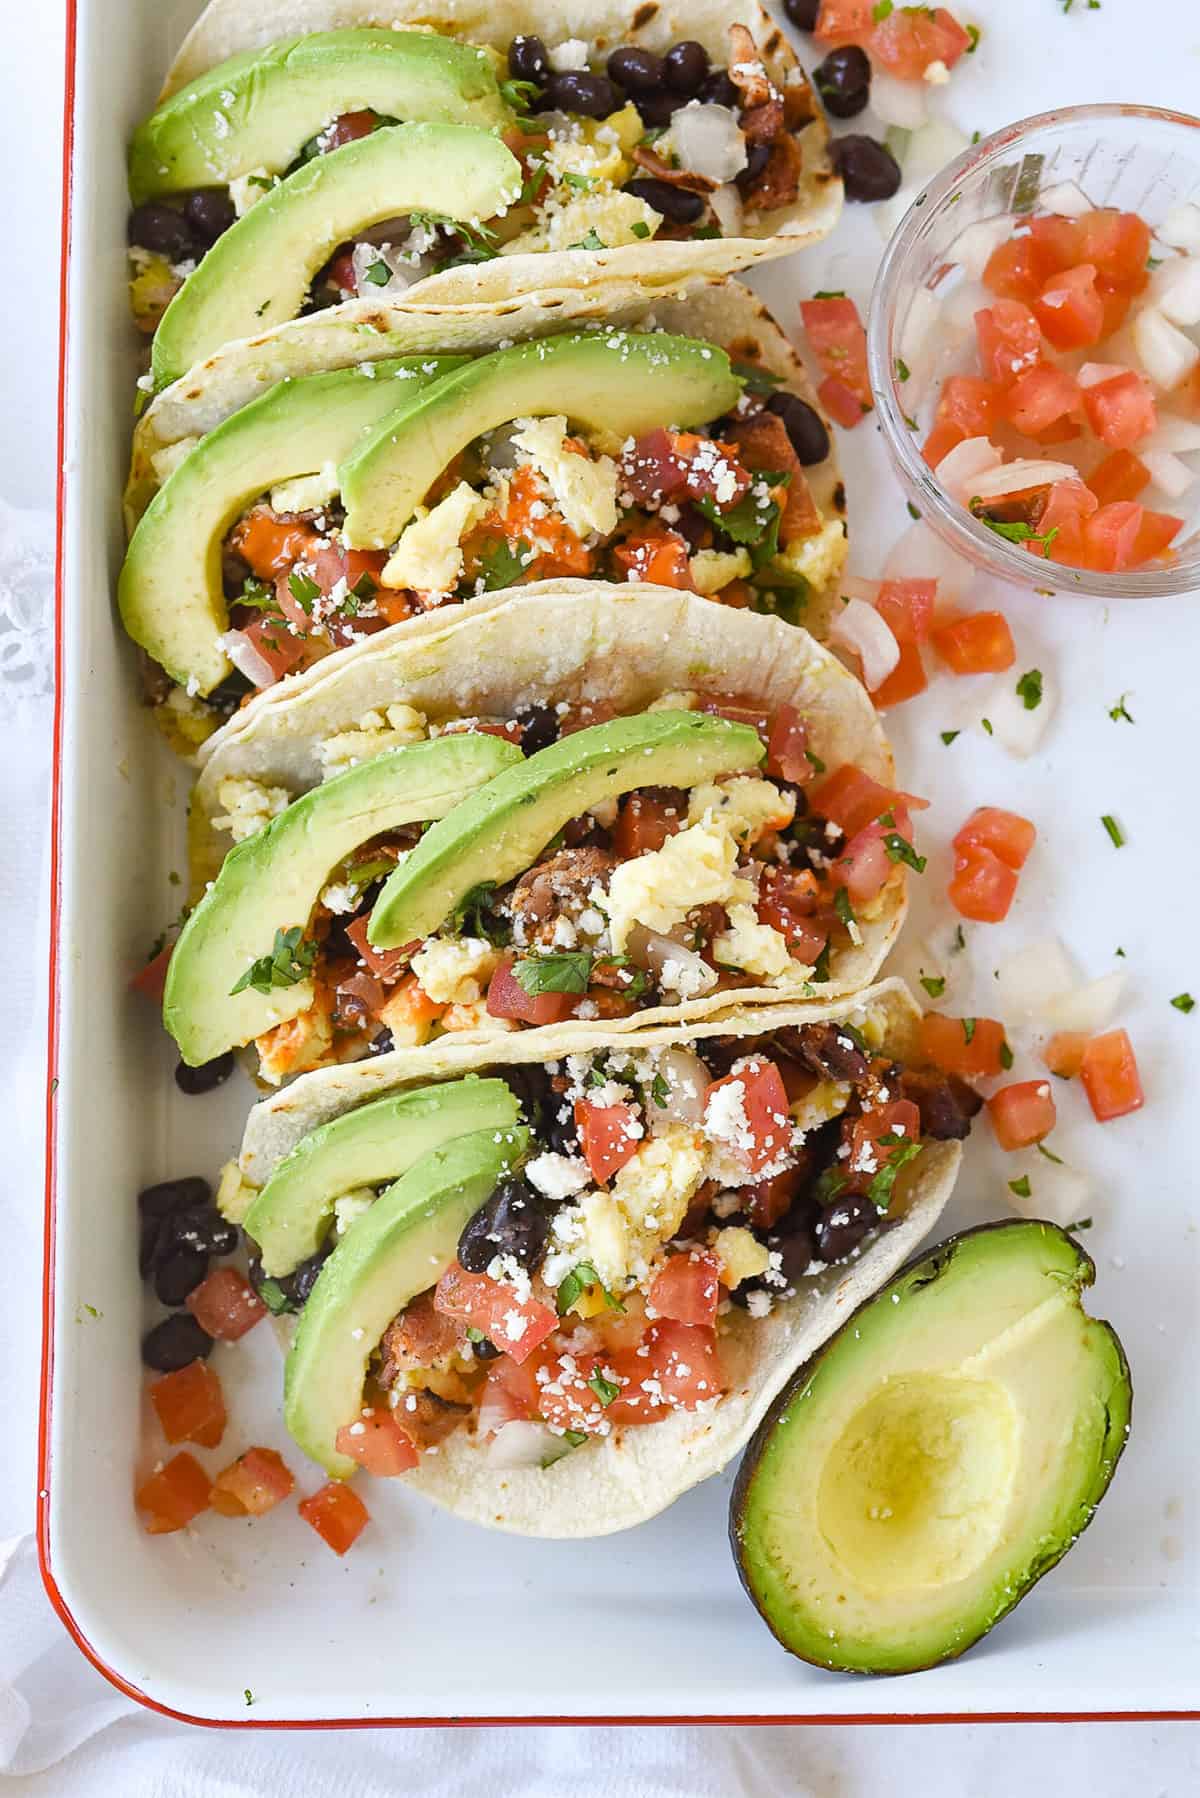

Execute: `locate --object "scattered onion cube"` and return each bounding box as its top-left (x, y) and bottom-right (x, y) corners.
top-left (1005, 1155), bottom-right (1095, 1229)
top-left (1042, 971), bottom-right (1128, 1034)
top-left (984, 667), bottom-right (1057, 758)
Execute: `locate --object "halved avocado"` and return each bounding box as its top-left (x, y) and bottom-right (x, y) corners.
top-left (244, 1076), bottom-right (522, 1278)
top-left (731, 1221), bottom-right (1132, 1675)
top-left (339, 331), bottom-right (746, 550)
top-left (119, 356), bottom-right (465, 695)
top-left (285, 1124), bottom-right (529, 1477)
top-left (164, 732), bottom-right (522, 1067)
top-left (368, 711), bottom-right (765, 949)
top-left (129, 30), bottom-right (511, 203)
top-left (151, 123), bottom-right (522, 388)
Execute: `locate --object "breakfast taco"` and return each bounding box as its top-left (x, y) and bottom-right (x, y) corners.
top-left (164, 585), bottom-right (922, 1088)
top-left (218, 979), bottom-right (975, 1535)
top-left (119, 281), bottom-right (846, 745)
top-left (129, 1), bottom-right (840, 390)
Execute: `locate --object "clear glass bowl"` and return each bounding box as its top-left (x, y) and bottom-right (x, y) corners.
top-left (867, 104), bottom-right (1200, 599)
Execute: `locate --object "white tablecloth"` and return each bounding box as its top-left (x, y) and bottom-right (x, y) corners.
top-left (0, 3), bottom-right (1195, 1791)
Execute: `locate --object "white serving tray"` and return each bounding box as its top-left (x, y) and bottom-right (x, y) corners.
top-left (42, 0), bottom-right (1198, 1725)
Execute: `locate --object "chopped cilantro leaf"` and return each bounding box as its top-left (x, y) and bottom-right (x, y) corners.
top-left (919, 973), bottom-right (946, 998)
top-left (873, 2), bottom-right (895, 21)
top-left (966, 22), bottom-right (981, 48)
top-left (907, 501), bottom-right (921, 520)
top-left (834, 888), bottom-right (857, 928)
top-left (587, 1368), bottom-right (621, 1407)
top-left (1008, 1175), bottom-right (1031, 1199)
top-left (513, 951), bottom-right (593, 996)
top-left (499, 77), bottom-right (541, 111)
top-left (1100, 814), bottom-right (1125, 849)
top-left (811, 939), bottom-right (832, 984)
top-left (954, 924), bottom-right (966, 952)
top-left (231, 926), bottom-right (317, 997)
top-left (570, 228), bottom-right (606, 251)
top-left (883, 831), bottom-right (927, 873)
top-left (940, 729), bottom-right (960, 746)
top-left (975, 514), bottom-right (1060, 553)
top-left (813, 289), bottom-right (846, 299)
top-left (999, 1040), bottom-right (1014, 1070)
top-left (1067, 1217), bottom-right (1094, 1233)
top-left (1171, 992), bottom-right (1196, 1014)
top-left (731, 358), bottom-right (784, 395)
top-left (962, 1017), bottom-right (976, 1044)
top-left (805, 748), bottom-right (826, 773)
top-left (557, 1262), bottom-right (624, 1316)
top-left (563, 171), bottom-right (594, 190)
top-left (1109, 693), bottom-right (1135, 723)
top-left (476, 537), bottom-right (532, 592)
top-left (630, 220), bottom-right (651, 238)
top-left (1037, 1143), bottom-right (1064, 1165)
top-left (363, 258), bottom-right (391, 287)
top-left (867, 1138), bottom-right (923, 1210)
top-left (894, 356), bottom-right (911, 382)
top-left (449, 881), bottom-right (511, 947)
top-left (981, 717), bottom-right (993, 735)
top-left (650, 1072), bottom-right (671, 1108)
top-left (1016, 668), bottom-right (1043, 711)
top-left (287, 569), bottom-right (320, 613)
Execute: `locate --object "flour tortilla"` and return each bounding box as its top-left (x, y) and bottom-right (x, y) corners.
top-left (125, 279), bottom-right (847, 620)
top-left (191, 582), bottom-right (905, 1024)
top-left (242, 978), bottom-right (960, 1536)
top-left (159, 1), bottom-right (840, 319)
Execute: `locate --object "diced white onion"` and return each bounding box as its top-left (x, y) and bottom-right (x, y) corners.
top-left (351, 240), bottom-right (417, 298)
top-left (708, 181), bottom-right (744, 238)
top-left (883, 519), bottom-right (974, 606)
top-left (1143, 413), bottom-right (1200, 454)
top-left (486, 1422), bottom-right (558, 1469)
top-left (1078, 361), bottom-right (1131, 389)
top-left (1037, 182), bottom-right (1092, 219)
top-left (838, 574), bottom-right (882, 604)
top-left (985, 667), bottom-right (1056, 757)
top-left (625, 925), bottom-right (717, 999)
top-left (951, 217), bottom-right (1013, 281)
top-left (671, 102), bottom-right (748, 184)
top-left (1133, 307), bottom-right (1200, 391)
top-left (1141, 447), bottom-right (1195, 499)
top-left (1005, 1155), bottom-right (1094, 1228)
top-left (875, 187), bottom-right (917, 245)
top-left (906, 119), bottom-right (971, 185)
top-left (643, 1047), bottom-right (711, 1129)
top-left (934, 436), bottom-right (1004, 503)
top-left (216, 628), bottom-right (277, 689)
top-left (940, 277), bottom-right (992, 333)
top-left (898, 286), bottom-right (943, 393)
top-left (829, 597), bottom-right (900, 691)
top-left (871, 69), bottom-right (928, 130)
top-left (1160, 202), bottom-right (1200, 254)
top-left (1151, 255), bottom-right (1200, 328)
top-left (968, 458), bottom-right (1078, 501)
top-left (1043, 971), bottom-right (1127, 1033)
top-left (995, 938), bottom-right (1081, 1020)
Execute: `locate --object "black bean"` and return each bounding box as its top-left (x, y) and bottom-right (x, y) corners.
top-left (769, 1222), bottom-right (819, 1286)
top-left (625, 178), bottom-right (705, 225)
top-left (368, 1028), bottom-right (394, 1057)
top-left (154, 1247), bottom-right (210, 1307)
top-left (814, 45), bottom-right (871, 101)
top-left (508, 34), bottom-right (550, 83)
top-left (458, 1174), bottom-right (553, 1273)
top-left (142, 1314), bottom-right (213, 1372)
top-left (634, 90), bottom-right (680, 129)
top-left (174, 1052), bottom-right (235, 1095)
top-left (184, 189), bottom-right (236, 244)
top-left (515, 703), bottom-right (560, 755)
top-left (901, 1070), bottom-right (983, 1141)
top-left (138, 1176), bottom-right (211, 1219)
top-left (767, 392), bottom-right (832, 465)
top-left (127, 201), bottom-right (195, 260)
top-left (663, 40), bottom-right (710, 96)
top-left (470, 1334), bottom-right (503, 1360)
top-left (139, 1215), bottom-right (169, 1278)
top-left (170, 1205), bottom-right (239, 1258)
top-left (736, 142), bottom-right (771, 192)
top-left (815, 1193), bottom-right (879, 1262)
top-left (606, 45), bottom-right (664, 94)
top-left (542, 71), bottom-right (620, 119)
top-left (832, 134), bottom-right (903, 204)
top-left (699, 69), bottom-right (739, 108)
top-left (288, 1248), bottom-right (332, 1307)
top-left (791, 1021), bottom-right (871, 1084)
top-left (784, 0), bottom-right (821, 28)
top-left (822, 86), bottom-right (870, 120)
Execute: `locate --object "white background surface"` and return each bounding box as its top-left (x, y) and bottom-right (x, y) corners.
top-left (1, 0), bottom-right (1197, 1788)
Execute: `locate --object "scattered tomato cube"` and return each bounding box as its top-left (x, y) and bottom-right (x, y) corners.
top-left (1081, 500), bottom-right (1144, 572)
top-left (615, 790), bottom-right (685, 858)
top-left (335, 1410), bottom-right (420, 1476)
top-left (1088, 450), bottom-right (1150, 506)
top-left (1043, 1030), bottom-right (1090, 1079)
top-left (1004, 363), bottom-right (1082, 436)
top-left (131, 943), bottom-right (173, 1002)
top-left (186, 1268), bottom-right (267, 1342)
top-left (1131, 508), bottom-right (1183, 564)
top-left (809, 764), bottom-right (927, 838)
top-left (1033, 264), bottom-right (1104, 351)
top-left (149, 1359), bottom-right (227, 1449)
top-left (818, 374), bottom-right (869, 430)
top-left (299, 1481), bottom-right (369, 1556)
top-left (953, 807), bottom-right (1037, 871)
top-left (434, 1262), bottom-right (557, 1365)
top-left (876, 579), bottom-right (937, 642)
top-left (487, 957), bottom-right (576, 1027)
top-left (813, 0), bottom-right (875, 45)
top-left (649, 1251), bottom-right (722, 1328)
top-left (975, 301), bottom-right (1042, 385)
top-left (1079, 1029), bottom-right (1145, 1121)
top-left (765, 703), bottom-right (814, 785)
top-left (948, 848), bottom-right (1020, 923)
top-left (1082, 371), bottom-right (1156, 450)
top-left (871, 636), bottom-right (929, 709)
top-left (575, 1098), bottom-right (644, 1185)
top-left (988, 1080), bottom-right (1057, 1151)
top-left (931, 610), bottom-right (1016, 675)
top-left (209, 1446), bottom-right (294, 1517)
top-left (919, 1013), bottom-right (1010, 1079)
top-left (703, 1059), bottom-right (792, 1176)
top-left (136, 1451), bottom-right (212, 1535)
top-left (937, 376), bottom-right (1003, 439)
top-left (870, 5), bottom-right (972, 77)
top-left (802, 296), bottom-right (872, 421)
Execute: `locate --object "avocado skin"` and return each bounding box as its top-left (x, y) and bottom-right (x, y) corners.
top-left (129, 29), bottom-right (510, 203)
top-left (729, 1220), bottom-right (1132, 1676)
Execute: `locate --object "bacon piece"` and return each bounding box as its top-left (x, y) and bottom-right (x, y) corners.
top-left (377, 1295), bottom-right (466, 1387)
top-left (728, 24), bottom-right (778, 109)
top-left (744, 132), bottom-right (804, 211)
top-left (631, 145), bottom-right (717, 196)
top-left (728, 412), bottom-right (822, 542)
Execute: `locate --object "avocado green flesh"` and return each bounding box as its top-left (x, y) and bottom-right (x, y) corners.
top-left (118, 357), bottom-right (465, 696)
top-left (368, 711), bottom-right (765, 949)
top-left (339, 331), bottom-right (746, 550)
top-left (150, 123), bottom-right (522, 389)
top-left (732, 1222), bottom-right (1132, 1675)
top-left (285, 1125), bottom-right (529, 1477)
top-left (163, 732), bottom-right (522, 1067)
top-left (129, 30), bottom-right (510, 204)
top-left (244, 1077), bottom-right (521, 1278)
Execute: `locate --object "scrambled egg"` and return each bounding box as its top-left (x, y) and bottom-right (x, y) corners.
top-left (543, 104), bottom-right (642, 189)
top-left (269, 462), bottom-right (339, 515)
top-left (381, 481), bottom-right (486, 594)
top-left (648, 689), bottom-right (700, 712)
top-left (215, 1160), bottom-right (256, 1225)
top-left (791, 1079), bottom-right (853, 1137)
top-left (768, 517), bottom-right (848, 592)
top-left (256, 996), bottom-right (333, 1085)
top-left (712, 1225), bottom-right (770, 1289)
top-left (212, 776), bottom-right (291, 843)
top-left (576, 1125), bottom-right (706, 1288)
top-left (150, 436), bottom-right (198, 486)
top-left (687, 775), bottom-right (796, 846)
top-left (688, 546), bottom-right (752, 595)
top-left (606, 820), bottom-right (751, 953)
top-left (319, 704), bottom-right (427, 778)
top-left (409, 937), bottom-right (500, 1005)
top-left (715, 903), bottom-right (795, 980)
top-left (511, 416), bottom-right (619, 537)
top-left (334, 1188), bottom-right (376, 1234)
top-left (501, 189), bottom-right (660, 256)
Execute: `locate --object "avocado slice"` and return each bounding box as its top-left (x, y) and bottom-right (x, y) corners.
top-left (368, 711), bottom-right (765, 949)
top-left (731, 1221), bottom-right (1132, 1675)
top-left (285, 1124), bottom-right (529, 1476)
top-left (150, 122), bottom-right (522, 388)
top-left (119, 356), bottom-right (466, 696)
top-left (339, 332), bottom-right (746, 550)
top-left (129, 30), bottom-right (511, 204)
top-left (164, 732), bottom-right (522, 1067)
top-left (244, 1077), bottom-right (522, 1278)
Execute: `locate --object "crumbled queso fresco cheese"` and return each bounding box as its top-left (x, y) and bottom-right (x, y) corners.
top-left (269, 462), bottom-right (339, 516)
top-left (212, 776), bottom-right (290, 843)
top-left (408, 936), bottom-right (500, 1005)
top-left (318, 704), bottom-right (426, 777)
top-left (511, 416), bottom-right (620, 537)
top-left (605, 820), bottom-right (750, 952)
top-left (229, 167), bottom-right (274, 214)
top-left (525, 1151), bottom-right (591, 1202)
top-left (547, 1126), bottom-right (705, 1291)
top-left (381, 482), bottom-right (486, 593)
top-left (334, 1188), bottom-right (376, 1234)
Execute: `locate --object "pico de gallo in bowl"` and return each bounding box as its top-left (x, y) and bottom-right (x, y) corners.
top-left (868, 104), bottom-right (1200, 594)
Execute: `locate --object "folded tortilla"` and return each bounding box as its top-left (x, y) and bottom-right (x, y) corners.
top-left (239, 978), bottom-right (960, 1536)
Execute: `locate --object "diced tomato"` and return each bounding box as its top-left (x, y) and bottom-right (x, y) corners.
top-left (1083, 372), bottom-right (1156, 450)
top-left (433, 1262), bottom-right (558, 1365)
top-left (1033, 263), bottom-right (1104, 351)
top-left (802, 297), bottom-right (872, 413)
top-left (1028, 213), bottom-right (1084, 275)
top-left (1038, 477), bottom-right (1099, 564)
top-left (1079, 1029), bottom-right (1145, 1122)
top-left (131, 943), bottom-right (172, 1002)
top-left (344, 917), bottom-right (407, 982)
top-left (530, 1346), bottom-right (615, 1435)
top-left (612, 530), bottom-right (696, 591)
top-left (948, 848), bottom-right (1019, 923)
top-left (574, 1098), bottom-right (643, 1185)
top-left (755, 866), bottom-right (829, 961)
top-left (876, 579), bottom-right (936, 642)
top-left (1081, 500), bottom-right (1144, 572)
top-left (919, 1012), bottom-right (1009, 1079)
top-left (149, 1360), bottom-right (227, 1449)
top-left (1096, 277), bottom-right (1135, 339)
top-left (1004, 362), bottom-right (1082, 435)
top-left (987, 1080), bottom-right (1057, 1151)
top-left (983, 236), bottom-right (1045, 305)
top-left (818, 374), bottom-right (870, 429)
top-left (209, 1447), bottom-right (294, 1517)
top-left (765, 703), bottom-right (814, 783)
top-left (477, 1355), bottom-right (542, 1434)
top-left (649, 1251), bottom-right (722, 1327)
top-left (614, 790), bottom-right (684, 858)
top-left (1075, 209), bottom-right (1152, 284)
top-left (335, 1410), bottom-right (419, 1476)
top-left (809, 764), bottom-right (928, 839)
top-left (696, 693), bottom-right (770, 740)
top-left (813, 0), bottom-right (874, 43)
top-left (606, 1320), bottom-right (724, 1424)
top-left (1131, 508), bottom-right (1183, 565)
top-left (742, 1163), bottom-right (809, 1232)
top-left (229, 511), bottom-right (321, 580)
top-left (1089, 449), bottom-right (1150, 506)
top-left (843, 1099), bottom-right (923, 1195)
top-left (703, 1058), bottom-right (791, 1176)
top-left (930, 610), bottom-right (1015, 674)
top-left (239, 617), bottom-right (309, 685)
top-left (829, 818), bottom-right (905, 905)
top-left (185, 1268), bottom-right (267, 1342)
top-left (323, 110), bottom-right (377, 150)
top-left (871, 636), bottom-right (929, 709)
top-left (136, 1452), bottom-right (211, 1535)
top-left (486, 957), bottom-right (578, 1027)
top-left (299, 1482), bottom-right (369, 1555)
top-left (937, 376), bottom-right (1003, 439)
top-left (870, 6), bottom-right (972, 77)
top-left (975, 302), bottom-right (1041, 386)
top-left (953, 807), bottom-right (1037, 871)
top-left (922, 419), bottom-right (966, 468)
top-left (1043, 1031), bottom-right (1090, 1079)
